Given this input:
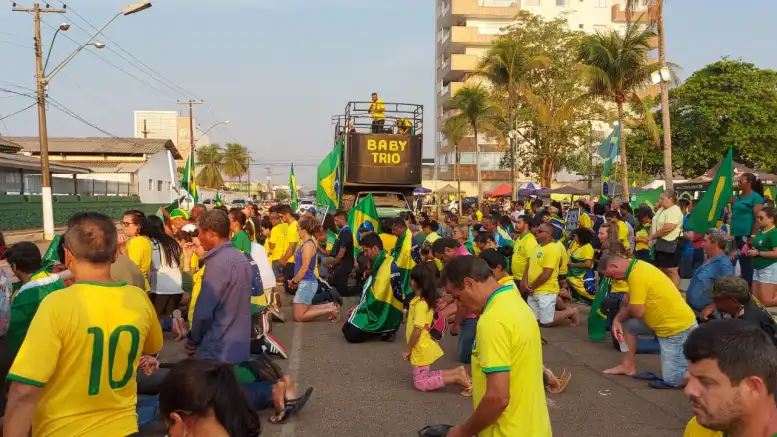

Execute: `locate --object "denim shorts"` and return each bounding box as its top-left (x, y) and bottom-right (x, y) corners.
top-left (754, 262), bottom-right (777, 285)
top-left (623, 318), bottom-right (697, 387)
top-left (292, 279), bottom-right (318, 305)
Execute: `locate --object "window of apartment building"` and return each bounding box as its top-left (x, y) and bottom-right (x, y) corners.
top-left (459, 153), bottom-right (477, 165)
top-left (578, 24), bottom-right (584, 29)
top-left (480, 152), bottom-right (506, 171)
top-left (595, 0), bottom-right (607, 6)
top-left (556, 0), bottom-right (565, 6)
top-left (148, 179), bottom-right (152, 191)
top-left (157, 180), bottom-right (163, 191)
top-left (523, 0), bottom-right (540, 5)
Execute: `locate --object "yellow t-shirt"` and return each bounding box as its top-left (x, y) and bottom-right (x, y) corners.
top-left (283, 220), bottom-right (300, 263)
top-left (683, 417), bottom-right (723, 437)
top-left (512, 232), bottom-right (538, 281)
top-left (653, 205), bottom-right (684, 241)
top-left (369, 98), bottom-right (385, 120)
top-left (126, 235), bottom-right (152, 291)
top-left (8, 281), bottom-right (163, 437)
top-left (268, 223), bottom-right (288, 262)
top-left (578, 212), bottom-right (592, 229)
top-left (557, 241), bottom-right (570, 276)
top-left (405, 296), bottom-right (443, 366)
top-left (527, 242), bottom-right (561, 295)
top-left (475, 210), bottom-right (484, 222)
top-left (568, 243), bottom-right (595, 276)
top-left (472, 286), bottom-right (552, 437)
top-left (498, 275), bottom-right (518, 291)
top-left (635, 225), bottom-right (651, 252)
top-left (380, 233), bottom-right (398, 253)
top-left (189, 266), bottom-right (205, 327)
top-left (189, 252), bottom-right (200, 271)
top-left (617, 220), bottom-right (631, 251)
top-left (611, 279), bottom-right (629, 293)
top-left (627, 260), bottom-right (696, 337)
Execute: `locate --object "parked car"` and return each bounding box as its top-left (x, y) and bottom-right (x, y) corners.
top-left (445, 197), bottom-right (478, 215)
top-left (297, 199), bottom-right (315, 215)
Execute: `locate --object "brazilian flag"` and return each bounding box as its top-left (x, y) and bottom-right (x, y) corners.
top-left (317, 139), bottom-right (343, 210)
top-left (687, 147), bottom-right (734, 234)
top-left (598, 123), bottom-right (620, 204)
top-left (347, 194), bottom-right (379, 258)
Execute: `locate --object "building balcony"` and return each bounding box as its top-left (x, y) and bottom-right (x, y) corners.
top-left (611, 3), bottom-right (658, 23)
top-left (439, 0), bottom-right (520, 28)
top-left (439, 54), bottom-right (479, 82)
top-left (439, 81), bottom-right (465, 102)
top-left (439, 26), bottom-right (499, 55)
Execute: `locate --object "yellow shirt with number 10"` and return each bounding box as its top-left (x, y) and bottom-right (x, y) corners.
top-left (8, 281), bottom-right (163, 437)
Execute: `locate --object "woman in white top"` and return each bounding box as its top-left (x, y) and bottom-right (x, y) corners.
top-left (146, 215), bottom-right (184, 317)
top-left (650, 190), bottom-right (685, 287)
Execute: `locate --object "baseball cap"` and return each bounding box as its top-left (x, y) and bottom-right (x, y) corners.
top-left (705, 275), bottom-right (750, 301)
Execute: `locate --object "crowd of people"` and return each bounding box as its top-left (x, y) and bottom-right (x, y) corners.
top-left (0, 171), bottom-right (776, 436)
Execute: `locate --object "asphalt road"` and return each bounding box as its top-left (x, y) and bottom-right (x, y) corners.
top-left (156, 294), bottom-right (692, 437)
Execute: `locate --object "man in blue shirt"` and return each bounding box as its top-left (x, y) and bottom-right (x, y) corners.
top-left (686, 229), bottom-right (735, 313)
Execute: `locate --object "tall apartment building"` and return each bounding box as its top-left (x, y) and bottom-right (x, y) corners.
top-left (434, 0), bottom-right (657, 194)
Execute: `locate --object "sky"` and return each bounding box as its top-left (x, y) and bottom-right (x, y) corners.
top-left (1, 0), bottom-right (776, 188)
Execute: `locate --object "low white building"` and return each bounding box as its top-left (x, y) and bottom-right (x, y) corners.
top-left (3, 137), bottom-right (181, 204)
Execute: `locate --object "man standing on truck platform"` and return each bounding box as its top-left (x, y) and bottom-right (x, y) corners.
top-left (368, 92), bottom-right (385, 133)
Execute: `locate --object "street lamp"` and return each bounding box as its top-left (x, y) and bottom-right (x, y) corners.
top-left (196, 120), bottom-right (230, 141)
top-left (13, 1), bottom-right (152, 240)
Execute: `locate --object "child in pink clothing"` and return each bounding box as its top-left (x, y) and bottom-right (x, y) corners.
top-left (402, 264), bottom-right (471, 395)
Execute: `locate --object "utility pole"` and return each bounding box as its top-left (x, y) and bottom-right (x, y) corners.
top-left (13, 2), bottom-right (66, 240)
top-left (266, 167), bottom-right (272, 200)
top-left (177, 100), bottom-right (203, 163)
top-left (141, 119), bottom-right (152, 138)
top-left (247, 155), bottom-right (252, 200)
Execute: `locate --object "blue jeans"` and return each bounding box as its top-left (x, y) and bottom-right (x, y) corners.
top-left (458, 318), bottom-right (477, 364)
top-left (293, 279), bottom-right (318, 305)
top-left (657, 323), bottom-right (697, 386)
top-left (137, 395), bottom-right (160, 429)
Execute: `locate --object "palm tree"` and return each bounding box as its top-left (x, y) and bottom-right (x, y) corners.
top-left (578, 24), bottom-right (661, 200)
top-left (475, 38), bottom-right (550, 200)
top-left (625, 0), bottom-right (672, 190)
top-left (441, 116), bottom-right (469, 210)
top-left (195, 144), bottom-right (224, 189)
top-left (446, 84), bottom-right (500, 205)
top-left (222, 143), bottom-right (250, 191)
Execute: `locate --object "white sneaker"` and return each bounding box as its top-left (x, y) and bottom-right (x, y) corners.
top-left (261, 332), bottom-right (288, 359)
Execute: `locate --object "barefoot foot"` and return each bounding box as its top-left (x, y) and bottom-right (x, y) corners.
top-left (603, 364), bottom-right (636, 376)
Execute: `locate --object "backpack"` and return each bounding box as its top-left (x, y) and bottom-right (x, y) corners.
top-left (427, 309), bottom-right (448, 341)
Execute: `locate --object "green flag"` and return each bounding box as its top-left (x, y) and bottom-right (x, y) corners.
top-left (630, 188), bottom-right (662, 212)
top-left (687, 147), bottom-right (734, 234)
top-left (317, 139), bottom-right (343, 210)
top-left (588, 277), bottom-right (611, 342)
top-left (598, 124), bottom-right (620, 204)
top-left (181, 153), bottom-right (198, 203)
top-left (348, 194), bottom-right (379, 257)
top-left (215, 192), bottom-right (223, 207)
top-left (289, 164), bottom-right (299, 212)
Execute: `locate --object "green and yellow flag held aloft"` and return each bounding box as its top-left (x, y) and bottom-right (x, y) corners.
top-left (598, 123), bottom-right (621, 204)
top-left (289, 164), bottom-right (299, 212)
top-left (317, 139), bottom-right (343, 210)
top-left (215, 192), bottom-right (223, 207)
top-left (347, 194), bottom-right (379, 257)
top-left (687, 147), bottom-right (734, 234)
top-left (181, 152), bottom-right (198, 204)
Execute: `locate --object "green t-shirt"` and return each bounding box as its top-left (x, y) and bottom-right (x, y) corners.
top-left (753, 227), bottom-right (777, 270)
top-left (231, 230), bottom-right (252, 255)
top-left (731, 192), bottom-right (765, 237)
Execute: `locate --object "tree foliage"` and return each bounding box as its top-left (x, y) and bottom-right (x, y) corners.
top-left (485, 12), bottom-right (608, 187)
top-left (195, 144), bottom-right (224, 189)
top-left (222, 143), bottom-right (250, 182)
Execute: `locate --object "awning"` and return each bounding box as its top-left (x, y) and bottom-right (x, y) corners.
top-left (0, 153), bottom-right (90, 174)
top-left (414, 186), bottom-right (432, 195)
top-left (487, 183), bottom-right (512, 197)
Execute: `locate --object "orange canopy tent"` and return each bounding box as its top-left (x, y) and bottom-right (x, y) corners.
top-left (487, 184), bottom-right (512, 197)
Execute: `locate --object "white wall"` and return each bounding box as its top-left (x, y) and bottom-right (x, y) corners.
top-left (136, 150), bottom-right (176, 204)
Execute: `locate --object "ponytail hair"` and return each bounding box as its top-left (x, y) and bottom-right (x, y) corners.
top-left (742, 173), bottom-right (764, 196)
top-left (144, 215), bottom-right (181, 268)
top-left (159, 359), bottom-right (261, 437)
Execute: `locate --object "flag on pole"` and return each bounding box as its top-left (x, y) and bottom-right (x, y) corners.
top-left (687, 147), bottom-right (734, 234)
top-left (317, 139), bottom-right (343, 210)
top-left (765, 186), bottom-right (775, 201)
top-left (289, 164), bottom-right (299, 212)
top-left (215, 192), bottom-right (223, 207)
top-left (630, 188), bottom-right (662, 212)
top-left (347, 194), bottom-right (379, 257)
top-left (181, 153), bottom-right (198, 204)
top-left (598, 123), bottom-right (621, 204)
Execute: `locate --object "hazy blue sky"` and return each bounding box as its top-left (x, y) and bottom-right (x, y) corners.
top-left (1, 0), bottom-right (775, 187)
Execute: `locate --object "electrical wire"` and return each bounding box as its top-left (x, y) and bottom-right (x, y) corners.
top-left (57, 1), bottom-right (201, 100)
top-left (0, 39), bottom-right (33, 48)
top-left (0, 102), bottom-right (36, 121)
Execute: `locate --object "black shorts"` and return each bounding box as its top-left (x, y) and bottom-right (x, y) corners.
top-left (654, 249), bottom-right (681, 269)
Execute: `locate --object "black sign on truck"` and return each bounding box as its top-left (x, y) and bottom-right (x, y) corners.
top-left (345, 133), bottom-right (422, 186)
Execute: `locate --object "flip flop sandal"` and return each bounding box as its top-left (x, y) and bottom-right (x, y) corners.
top-left (549, 369), bottom-right (572, 394)
top-left (633, 371), bottom-right (660, 381)
top-left (269, 387), bottom-right (314, 424)
top-left (460, 386), bottom-right (473, 397)
top-left (648, 379), bottom-right (676, 390)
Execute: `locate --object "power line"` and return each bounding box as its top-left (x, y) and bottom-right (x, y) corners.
top-left (0, 39), bottom-right (33, 48)
top-left (0, 102), bottom-right (36, 121)
top-left (55, 3), bottom-right (198, 100)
